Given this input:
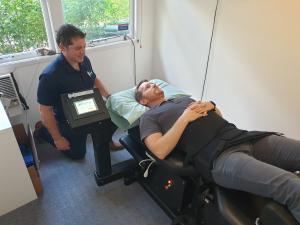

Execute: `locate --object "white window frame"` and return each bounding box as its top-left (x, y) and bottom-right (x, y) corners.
top-left (0, 0), bottom-right (137, 65)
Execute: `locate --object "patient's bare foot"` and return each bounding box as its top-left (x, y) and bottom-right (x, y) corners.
top-left (109, 141), bottom-right (123, 151)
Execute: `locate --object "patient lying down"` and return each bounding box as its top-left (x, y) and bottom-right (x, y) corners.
top-left (135, 79), bottom-right (300, 223)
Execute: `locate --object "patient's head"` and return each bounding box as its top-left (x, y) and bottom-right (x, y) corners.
top-left (135, 80), bottom-right (165, 107)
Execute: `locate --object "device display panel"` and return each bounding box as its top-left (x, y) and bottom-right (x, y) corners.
top-left (73, 98), bottom-right (98, 115)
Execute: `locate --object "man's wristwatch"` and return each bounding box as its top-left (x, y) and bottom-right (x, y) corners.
top-left (210, 101), bottom-right (216, 111)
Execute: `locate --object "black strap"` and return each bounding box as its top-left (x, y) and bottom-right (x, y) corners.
top-left (10, 72), bottom-right (29, 110)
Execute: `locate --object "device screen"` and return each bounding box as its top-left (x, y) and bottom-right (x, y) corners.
top-left (73, 98), bottom-right (98, 115)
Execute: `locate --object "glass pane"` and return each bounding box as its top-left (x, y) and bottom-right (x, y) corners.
top-left (0, 0), bottom-right (48, 55)
top-left (61, 0), bottom-right (130, 42)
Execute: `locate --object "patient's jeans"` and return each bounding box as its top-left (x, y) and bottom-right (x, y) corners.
top-left (211, 135), bottom-right (300, 223)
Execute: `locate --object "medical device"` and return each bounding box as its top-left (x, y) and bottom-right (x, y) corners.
top-left (61, 88), bottom-right (109, 130)
top-left (60, 88), bottom-right (136, 185)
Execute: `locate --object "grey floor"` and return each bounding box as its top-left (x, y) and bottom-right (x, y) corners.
top-left (0, 132), bottom-right (170, 225)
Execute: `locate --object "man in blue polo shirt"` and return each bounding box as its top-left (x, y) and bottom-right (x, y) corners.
top-left (37, 24), bottom-right (121, 159)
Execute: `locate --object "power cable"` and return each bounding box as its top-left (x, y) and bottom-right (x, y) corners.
top-left (124, 34), bottom-right (137, 86)
top-left (200, 0), bottom-right (220, 101)
top-left (139, 0), bottom-right (143, 48)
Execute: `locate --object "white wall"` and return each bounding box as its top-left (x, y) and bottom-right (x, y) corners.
top-left (0, 0), bottom-right (154, 129)
top-left (152, 0), bottom-right (300, 139)
top-left (152, 0), bottom-right (217, 96)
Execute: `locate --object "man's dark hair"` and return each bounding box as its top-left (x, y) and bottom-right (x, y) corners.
top-left (134, 79), bottom-right (148, 103)
top-left (56, 24), bottom-right (86, 47)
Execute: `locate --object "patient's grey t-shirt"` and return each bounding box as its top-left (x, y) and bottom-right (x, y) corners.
top-left (139, 96), bottom-right (228, 153)
top-left (140, 97), bottom-right (194, 141)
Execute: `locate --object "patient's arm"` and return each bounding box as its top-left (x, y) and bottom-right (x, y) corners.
top-left (144, 103), bottom-right (206, 160)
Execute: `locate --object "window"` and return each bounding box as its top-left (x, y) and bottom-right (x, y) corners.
top-left (61, 0), bottom-right (131, 44)
top-left (0, 0), bottom-right (48, 59)
top-left (0, 0), bottom-right (135, 64)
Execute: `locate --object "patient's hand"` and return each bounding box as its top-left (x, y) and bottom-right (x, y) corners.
top-left (188, 101), bottom-right (212, 114)
top-left (182, 102), bottom-right (207, 123)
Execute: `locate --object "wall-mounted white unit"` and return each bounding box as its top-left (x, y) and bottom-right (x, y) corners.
top-left (0, 73), bottom-right (23, 118)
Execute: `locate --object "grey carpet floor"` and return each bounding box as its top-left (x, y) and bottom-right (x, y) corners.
top-left (0, 133), bottom-right (170, 225)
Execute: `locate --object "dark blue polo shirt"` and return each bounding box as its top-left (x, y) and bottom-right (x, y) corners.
top-left (37, 54), bottom-right (96, 122)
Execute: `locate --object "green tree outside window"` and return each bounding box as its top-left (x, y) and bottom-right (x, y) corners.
top-left (0, 0), bottom-right (130, 56)
top-left (62, 0), bottom-right (130, 41)
top-left (0, 0), bottom-right (47, 55)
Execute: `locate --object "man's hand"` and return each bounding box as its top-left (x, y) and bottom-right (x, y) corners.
top-left (180, 102), bottom-right (208, 123)
top-left (40, 104), bottom-right (71, 151)
top-left (190, 101), bottom-right (214, 112)
top-left (54, 137), bottom-right (70, 151)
